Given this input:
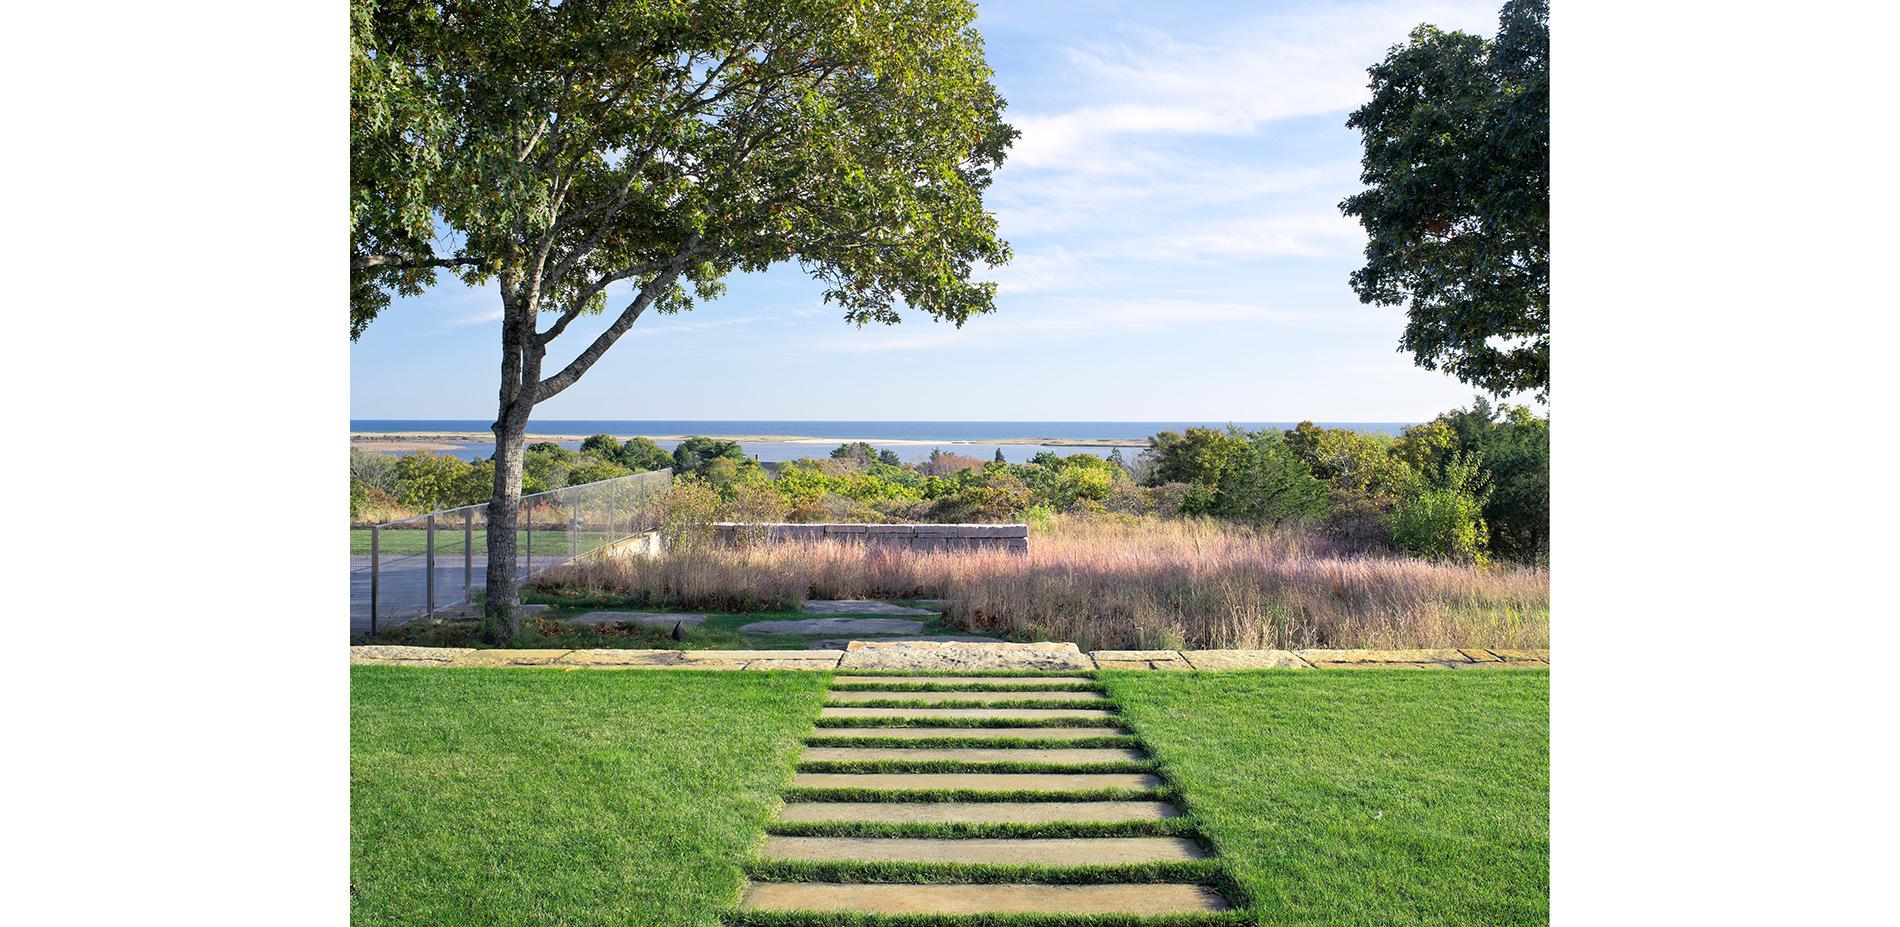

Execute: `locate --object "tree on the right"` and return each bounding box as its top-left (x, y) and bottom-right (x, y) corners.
top-left (1340, 0), bottom-right (1548, 401)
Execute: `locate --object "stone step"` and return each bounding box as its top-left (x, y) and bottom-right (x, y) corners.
top-left (778, 801), bottom-right (1181, 824)
top-left (801, 746), bottom-right (1145, 764)
top-left (819, 707), bottom-right (1118, 720)
top-left (793, 772), bottom-right (1162, 791)
top-left (759, 835), bottom-right (1207, 865)
top-left (831, 675), bottom-right (1097, 688)
top-left (814, 726), bottom-right (1127, 741)
top-left (741, 881), bottom-right (1231, 914)
top-left (828, 689), bottom-right (1111, 704)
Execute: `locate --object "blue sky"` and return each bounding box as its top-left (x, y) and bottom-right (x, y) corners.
top-left (349, 0), bottom-right (1526, 423)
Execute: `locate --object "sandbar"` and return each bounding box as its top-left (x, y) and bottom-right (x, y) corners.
top-left (351, 431), bottom-right (1148, 451)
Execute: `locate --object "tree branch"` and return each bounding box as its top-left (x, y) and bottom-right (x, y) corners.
top-left (352, 254), bottom-right (486, 272)
top-left (532, 242), bottom-right (703, 403)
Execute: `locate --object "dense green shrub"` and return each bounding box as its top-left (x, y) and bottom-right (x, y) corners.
top-left (672, 436), bottom-right (749, 477)
top-left (1409, 398), bottom-right (1548, 563)
top-left (580, 433), bottom-right (673, 473)
top-left (1385, 488), bottom-right (1489, 563)
top-left (1208, 431), bottom-right (1332, 526)
top-left (1141, 426), bottom-right (1249, 487)
top-left (621, 437), bottom-right (675, 473)
top-left (1384, 452), bottom-right (1493, 563)
top-left (392, 451), bottom-right (470, 511)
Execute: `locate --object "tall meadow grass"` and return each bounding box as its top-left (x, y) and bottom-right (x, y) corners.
top-left (530, 514), bottom-right (1549, 651)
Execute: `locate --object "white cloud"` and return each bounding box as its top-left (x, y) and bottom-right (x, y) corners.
top-left (1007, 5), bottom-right (1496, 171)
top-left (805, 296), bottom-right (1320, 353)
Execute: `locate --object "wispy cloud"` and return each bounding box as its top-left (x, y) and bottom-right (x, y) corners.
top-left (1007, 5), bottom-right (1476, 171)
top-left (805, 295), bottom-right (1322, 353)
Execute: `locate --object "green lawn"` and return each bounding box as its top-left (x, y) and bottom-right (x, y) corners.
top-left (1104, 670), bottom-right (1549, 926)
top-left (352, 667), bottom-right (1547, 926)
top-left (350, 528), bottom-right (625, 557)
top-left (350, 667), bottom-right (828, 927)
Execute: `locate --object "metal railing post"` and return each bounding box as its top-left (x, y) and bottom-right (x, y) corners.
top-left (464, 508), bottom-right (474, 604)
top-left (525, 502), bottom-right (533, 580)
top-left (370, 526), bottom-right (380, 635)
top-left (426, 513), bottom-right (436, 616)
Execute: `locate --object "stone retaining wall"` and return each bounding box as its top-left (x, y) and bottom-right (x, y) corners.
top-left (711, 523), bottom-right (1028, 553)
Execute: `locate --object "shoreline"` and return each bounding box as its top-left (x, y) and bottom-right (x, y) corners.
top-left (351, 432), bottom-right (1151, 452)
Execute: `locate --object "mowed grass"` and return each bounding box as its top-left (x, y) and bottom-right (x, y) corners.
top-left (1105, 670), bottom-right (1548, 926)
top-left (349, 528), bottom-right (624, 557)
top-left (350, 666), bottom-right (829, 927)
top-left (353, 667), bottom-right (1545, 926)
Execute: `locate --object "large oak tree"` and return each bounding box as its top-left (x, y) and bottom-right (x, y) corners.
top-left (350, 0), bottom-right (1015, 636)
top-left (1340, 0), bottom-right (1548, 400)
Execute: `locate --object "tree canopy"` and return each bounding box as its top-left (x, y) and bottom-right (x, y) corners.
top-left (349, 0), bottom-right (1016, 633)
top-left (1340, 0), bottom-right (1548, 400)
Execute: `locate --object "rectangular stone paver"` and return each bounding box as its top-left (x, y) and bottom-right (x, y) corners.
top-left (1297, 648), bottom-right (1475, 666)
top-left (349, 645), bottom-right (476, 664)
top-left (760, 836), bottom-right (1205, 865)
top-left (839, 641), bottom-right (1093, 672)
top-left (1090, 650), bottom-right (1193, 670)
top-left (820, 707), bottom-right (1117, 720)
top-left (792, 772), bottom-right (1161, 791)
top-left (1488, 649), bottom-right (1551, 663)
top-left (741, 882), bottom-right (1230, 915)
top-left (443, 649), bottom-right (573, 667)
top-left (827, 690), bottom-right (1109, 704)
top-left (675, 650), bottom-right (825, 662)
top-left (801, 746), bottom-right (1145, 764)
top-left (1179, 649), bottom-right (1311, 670)
top-left (777, 801), bottom-right (1180, 824)
top-left (813, 727), bottom-right (1127, 740)
top-left (553, 650), bottom-right (682, 666)
top-left (831, 676), bottom-right (1096, 687)
top-left (742, 659), bottom-right (842, 671)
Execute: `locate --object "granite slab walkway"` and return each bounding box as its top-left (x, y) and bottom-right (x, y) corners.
top-left (741, 668), bottom-right (1231, 916)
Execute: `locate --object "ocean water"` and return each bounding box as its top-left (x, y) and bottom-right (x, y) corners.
top-left (350, 420), bottom-right (1414, 464)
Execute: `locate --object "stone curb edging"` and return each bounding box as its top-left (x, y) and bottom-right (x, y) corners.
top-left (349, 643), bottom-right (1549, 671)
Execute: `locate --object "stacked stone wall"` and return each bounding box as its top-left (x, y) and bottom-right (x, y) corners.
top-left (711, 523), bottom-right (1028, 553)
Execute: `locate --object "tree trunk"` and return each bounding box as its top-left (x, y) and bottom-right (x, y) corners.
top-left (482, 402), bottom-right (533, 641)
top-left (482, 276), bottom-right (543, 642)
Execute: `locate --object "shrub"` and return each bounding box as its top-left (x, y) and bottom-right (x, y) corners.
top-left (1409, 398), bottom-right (1549, 564)
top-left (621, 436), bottom-right (675, 473)
top-left (392, 451), bottom-right (472, 511)
top-left (918, 448), bottom-right (985, 477)
top-left (718, 474), bottom-right (790, 545)
top-left (564, 458), bottom-right (632, 487)
top-left (672, 436), bottom-right (748, 477)
top-left (1385, 488), bottom-right (1490, 564)
top-left (656, 478), bottom-right (721, 553)
top-left (1384, 452), bottom-right (1492, 563)
top-left (1208, 431), bottom-right (1331, 526)
top-left (1141, 426), bottom-right (1249, 487)
top-left (350, 447), bottom-right (401, 496)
